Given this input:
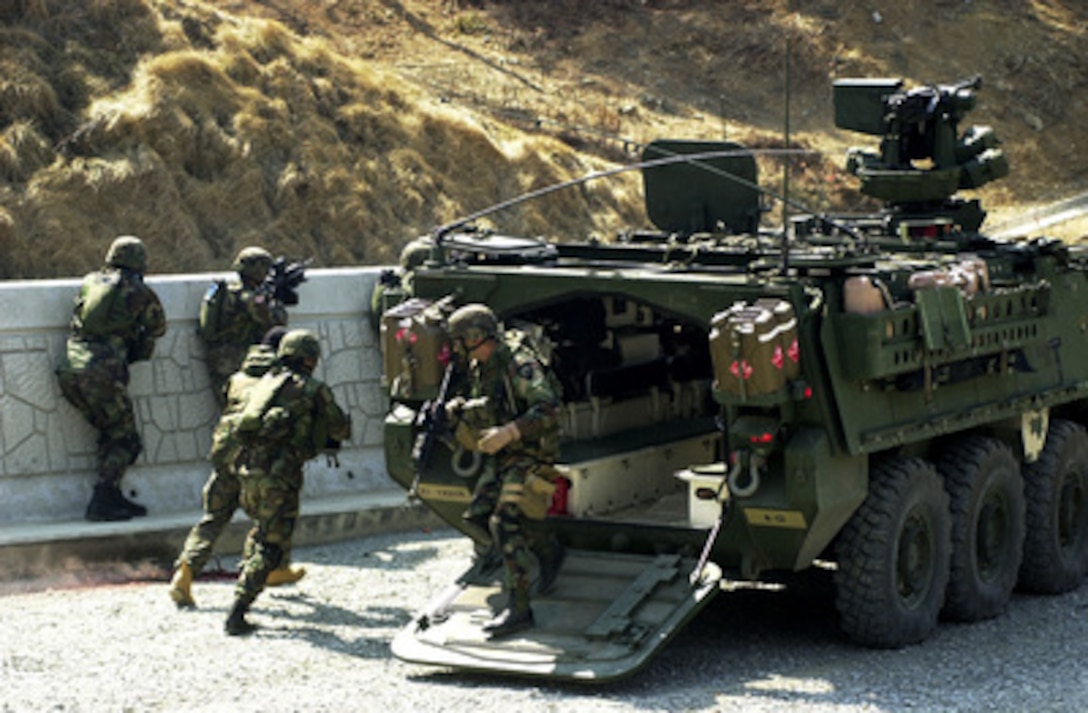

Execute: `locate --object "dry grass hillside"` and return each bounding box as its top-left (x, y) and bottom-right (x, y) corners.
top-left (1, 0), bottom-right (1086, 278)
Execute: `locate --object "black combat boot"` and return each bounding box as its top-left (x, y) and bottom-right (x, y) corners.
top-left (536, 536), bottom-right (566, 595)
top-left (482, 587), bottom-right (533, 638)
top-left (84, 483), bottom-right (133, 522)
top-left (225, 599), bottom-right (257, 636)
top-left (114, 487), bottom-right (148, 518)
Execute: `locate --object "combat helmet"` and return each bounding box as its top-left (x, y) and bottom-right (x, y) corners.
top-left (278, 328), bottom-right (321, 371)
top-left (106, 235), bottom-right (147, 272)
top-left (399, 237), bottom-right (433, 272)
top-left (233, 246), bottom-right (274, 284)
top-left (448, 303), bottom-right (499, 351)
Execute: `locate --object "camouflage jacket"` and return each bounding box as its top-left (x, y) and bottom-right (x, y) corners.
top-left (202, 279), bottom-right (287, 351)
top-left (60, 267), bottom-right (166, 376)
top-left (461, 329), bottom-right (561, 463)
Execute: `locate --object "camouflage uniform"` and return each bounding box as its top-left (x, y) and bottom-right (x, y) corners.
top-left (448, 304), bottom-right (563, 636)
top-left (175, 342), bottom-right (280, 576)
top-left (225, 329), bottom-right (351, 635)
top-left (368, 236), bottom-right (432, 332)
top-left (200, 247), bottom-right (288, 405)
top-left (56, 236), bottom-right (166, 522)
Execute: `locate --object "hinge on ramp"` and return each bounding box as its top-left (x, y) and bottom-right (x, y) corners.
top-left (585, 554), bottom-right (681, 640)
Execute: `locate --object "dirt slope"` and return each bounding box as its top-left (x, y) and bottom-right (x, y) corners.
top-left (1, 0), bottom-right (1085, 278)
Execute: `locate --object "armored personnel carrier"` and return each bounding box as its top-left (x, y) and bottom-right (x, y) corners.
top-left (380, 76), bottom-right (1088, 680)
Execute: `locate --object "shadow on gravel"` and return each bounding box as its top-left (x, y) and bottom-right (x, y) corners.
top-left (257, 591), bottom-right (415, 660)
top-left (268, 591), bottom-right (412, 629)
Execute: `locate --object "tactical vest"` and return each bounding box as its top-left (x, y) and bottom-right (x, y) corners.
top-left (77, 270), bottom-right (130, 338)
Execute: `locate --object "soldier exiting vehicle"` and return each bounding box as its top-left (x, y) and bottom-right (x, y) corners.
top-left (225, 329), bottom-right (351, 635)
top-left (56, 236), bottom-right (166, 522)
top-left (445, 303), bottom-right (565, 638)
top-left (199, 247), bottom-right (288, 406)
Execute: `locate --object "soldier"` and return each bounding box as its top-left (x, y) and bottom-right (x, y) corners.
top-left (225, 329), bottom-right (351, 635)
top-left (167, 327), bottom-right (307, 609)
top-left (199, 246), bottom-right (288, 406)
top-left (56, 236), bottom-right (167, 522)
top-left (368, 236), bottom-right (432, 332)
top-left (446, 303), bottom-right (565, 638)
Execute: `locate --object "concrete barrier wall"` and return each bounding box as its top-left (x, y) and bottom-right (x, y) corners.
top-left (0, 267), bottom-right (389, 525)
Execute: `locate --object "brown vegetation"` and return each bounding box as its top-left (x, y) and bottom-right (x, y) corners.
top-left (0, 0), bottom-right (1085, 278)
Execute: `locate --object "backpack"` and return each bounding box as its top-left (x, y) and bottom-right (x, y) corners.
top-left (198, 280), bottom-right (227, 343)
top-left (78, 270), bottom-right (125, 337)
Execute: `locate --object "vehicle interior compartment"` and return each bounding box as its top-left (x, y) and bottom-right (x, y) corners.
top-left (513, 294), bottom-right (722, 527)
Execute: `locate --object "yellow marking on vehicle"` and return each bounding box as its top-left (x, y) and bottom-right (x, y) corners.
top-left (743, 508), bottom-right (807, 529)
top-left (417, 484), bottom-right (473, 503)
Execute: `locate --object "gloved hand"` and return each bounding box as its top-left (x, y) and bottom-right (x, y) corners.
top-left (445, 397), bottom-right (466, 420)
top-left (477, 421), bottom-right (520, 455)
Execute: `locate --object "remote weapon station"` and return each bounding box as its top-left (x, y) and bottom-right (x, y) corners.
top-left (379, 76), bottom-right (1088, 680)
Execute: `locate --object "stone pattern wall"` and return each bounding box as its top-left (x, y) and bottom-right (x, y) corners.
top-left (0, 268), bottom-right (388, 525)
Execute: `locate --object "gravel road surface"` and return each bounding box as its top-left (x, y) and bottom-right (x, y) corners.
top-left (2, 527), bottom-right (1086, 712)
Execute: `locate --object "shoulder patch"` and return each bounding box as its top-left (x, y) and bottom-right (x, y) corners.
top-left (517, 363), bottom-right (536, 380)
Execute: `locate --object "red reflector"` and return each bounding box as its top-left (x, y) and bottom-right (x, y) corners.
top-left (750, 432), bottom-right (774, 444)
top-left (548, 476), bottom-right (571, 516)
top-left (804, 386), bottom-right (813, 399)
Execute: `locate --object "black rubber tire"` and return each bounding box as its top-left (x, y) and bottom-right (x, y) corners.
top-left (834, 457), bottom-right (951, 648)
top-left (936, 436), bottom-right (1025, 621)
top-left (1018, 419), bottom-right (1088, 594)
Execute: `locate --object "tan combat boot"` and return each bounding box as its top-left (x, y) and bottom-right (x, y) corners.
top-left (266, 565), bottom-right (307, 587)
top-left (168, 562), bottom-right (196, 608)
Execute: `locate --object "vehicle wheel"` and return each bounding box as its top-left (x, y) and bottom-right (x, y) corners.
top-left (834, 457), bottom-right (951, 648)
top-left (936, 436), bottom-right (1025, 621)
top-left (1018, 419), bottom-right (1088, 594)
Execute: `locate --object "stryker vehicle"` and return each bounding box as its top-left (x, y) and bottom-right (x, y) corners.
top-left (380, 76), bottom-right (1088, 681)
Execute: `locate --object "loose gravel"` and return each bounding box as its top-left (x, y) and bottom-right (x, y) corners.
top-left (2, 527), bottom-right (1087, 712)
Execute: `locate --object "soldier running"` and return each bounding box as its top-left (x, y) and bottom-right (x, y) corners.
top-left (225, 329), bottom-right (350, 635)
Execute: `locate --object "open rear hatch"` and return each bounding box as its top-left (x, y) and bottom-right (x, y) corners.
top-left (392, 548), bottom-right (722, 682)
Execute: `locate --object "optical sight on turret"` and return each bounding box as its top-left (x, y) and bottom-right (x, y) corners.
top-left (835, 76), bottom-right (1009, 231)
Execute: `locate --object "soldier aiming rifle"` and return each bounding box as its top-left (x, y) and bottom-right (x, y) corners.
top-left (198, 249), bottom-right (310, 406)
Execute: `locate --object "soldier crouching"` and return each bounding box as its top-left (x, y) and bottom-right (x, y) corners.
top-left (56, 235), bottom-right (166, 522)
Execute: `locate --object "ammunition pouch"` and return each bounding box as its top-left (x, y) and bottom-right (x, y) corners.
top-left (259, 406), bottom-right (292, 441)
top-left (520, 465), bottom-right (560, 520)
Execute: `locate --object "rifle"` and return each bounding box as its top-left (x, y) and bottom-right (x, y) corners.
top-left (408, 361), bottom-right (457, 498)
top-left (264, 256), bottom-right (312, 306)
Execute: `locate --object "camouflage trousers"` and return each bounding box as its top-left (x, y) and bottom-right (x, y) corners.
top-left (465, 457), bottom-right (558, 596)
top-left (234, 462), bottom-right (302, 606)
top-left (56, 367), bottom-right (141, 484)
top-left (176, 465), bottom-right (295, 576)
